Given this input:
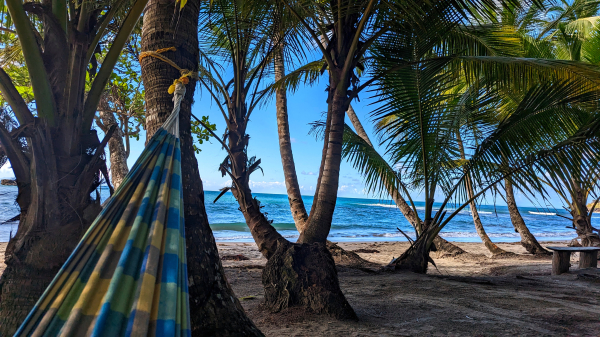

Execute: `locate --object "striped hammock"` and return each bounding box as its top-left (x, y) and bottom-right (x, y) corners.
top-left (16, 84), bottom-right (191, 336)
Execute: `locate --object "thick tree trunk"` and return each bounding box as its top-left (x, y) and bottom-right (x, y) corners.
top-left (346, 104), bottom-right (465, 256)
top-left (0, 126), bottom-right (104, 335)
top-left (99, 111), bottom-right (129, 189)
top-left (274, 47), bottom-right (308, 232)
top-left (456, 132), bottom-right (509, 256)
top-left (263, 240), bottom-right (357, 320)
top-left (504, 179), bottom-right (550, 254)
top-left (140, 2), bottom-right (261, 335)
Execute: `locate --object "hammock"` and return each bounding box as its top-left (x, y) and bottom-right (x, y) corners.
top-left (16, 83), bottom-right (191, 337)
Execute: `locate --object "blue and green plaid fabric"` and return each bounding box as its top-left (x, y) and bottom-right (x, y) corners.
top-left (16, 128), bottom-right (191, 336)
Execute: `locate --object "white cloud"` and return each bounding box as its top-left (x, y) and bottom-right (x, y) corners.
top-left (249, 180), bottom-right (285, 188)
top-left (290, 137), bottom-right (297, 143)
top-left (0, 162), bottom-right (14, 179)
top-left (338, 184), bottom-right (351, 191)
top-left (301, 171), bottom-right (316, 175)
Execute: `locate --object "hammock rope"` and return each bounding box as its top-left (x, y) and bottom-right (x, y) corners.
top-left (16, 81), bottom-right (192, 336)
top-left (139, 47), bottom-right (197, 95)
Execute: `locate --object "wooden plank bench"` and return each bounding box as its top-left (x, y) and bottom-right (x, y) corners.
top-left (547, 247), bottom-right (600, 275)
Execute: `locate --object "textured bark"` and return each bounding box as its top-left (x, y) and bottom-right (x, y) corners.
top-left (140, 1), bottom-right (261, 335)
top-left (386, 234), bottom-right (431, 274)
top-left (299, 86), bottom-right (347, 244)
top-left (263, 240), bottom-right (358, 320)
top-left (274, 46), bottom-right (308, 233)
top-left (326, 241), bottom-right (378, 269)
top-left (504, 179), bottom-right (550, 255)
top-left (100, 111), bottom-right (129, 189)
top-left (432, 236), bottom-right (467, 257)
top-left (457, 132), bottom-right (509, 256)
top-left (229, 179), bottom-right (285, 259)
top-left (0, 126), bottom-right (105, 335)
top-left (569, 184), bottom-right (600, 249)
top-left (346, 104), bottom-right (465, 256)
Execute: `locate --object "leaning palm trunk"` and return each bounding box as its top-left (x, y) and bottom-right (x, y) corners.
top-left (274, 52), bottom-right (375, 269)
top-left (504, 179), bottom-right (550, 254)
top-left (274, 46), bottom-right (308, 232)
top-left (140, 1), bottom-right (261, 334)
top-left (457, 132), bottom-right (510, 256)
top-left (298, 83), bottom-right (348, 243)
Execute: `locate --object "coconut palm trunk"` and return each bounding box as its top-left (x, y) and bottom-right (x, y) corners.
top-left (298, 75), bottom-right (348, 244)
top-left (504, 178), bottom-right (550, 254)
top-left (570, 183), bottom-right (600, 248)
top-left (98, 110), bottom-right (129, 189)
top-left (140, 1), bottom-right (261, 334)
top-left (274, 46), bottom-right (308, 232)
top-left (456, 131), bottom-right (509, 256)
top-left (0, 125), bottom-right (106, 334)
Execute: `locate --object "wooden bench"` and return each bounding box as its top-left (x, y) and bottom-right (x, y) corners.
top-left (547, 247), bottom-right (600, 275)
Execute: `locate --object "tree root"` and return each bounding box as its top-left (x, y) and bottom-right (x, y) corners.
top-left (326, 241), bottom-right (380, 271)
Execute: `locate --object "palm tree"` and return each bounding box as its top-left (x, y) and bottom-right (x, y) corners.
top-left (367, 47), bottom-right (600, 273)
top-left (499, 0), bottom-right (600, 248)
top-left (271, 2), bottom-right (470, 256)
top-left (139, 0), bottom-right (262, 334)
top-left (0, 0), bottom-right (148, 332)
top-left (274, 0), bottom-right (556, 253)
top-left (193, 0), bottom-right (358, 319)
top-left (273, 11), bottom-right (310, 231)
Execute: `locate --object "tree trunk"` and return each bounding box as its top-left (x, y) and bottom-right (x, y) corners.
top-left (273, 52), bottom-right (372, 271)
top-left (274, 46), bottom-right (308, 233)
top-left (346, 104), bottom-right (465, 256)
top-left (0, 126), bottom-right (105, 335)
top-left (140, 2), bottom-right (261, 335)
top-left (100, 111), bottom-right (129, 189)
top-left (262, 240), bottom-right (357, 320)
top-left (456, 131), bottom-right (509, 256)
top-left (569, 184), bottom-right (600, 249)
top-left (386, 232), bottom-right (431, 274)
top-left (504, 179), bottom-right (550, 254)
top-left (299, 86), bottom-right (347, 244)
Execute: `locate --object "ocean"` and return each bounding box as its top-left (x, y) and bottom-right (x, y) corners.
top-left (0, 185), bottom-right (582, 243)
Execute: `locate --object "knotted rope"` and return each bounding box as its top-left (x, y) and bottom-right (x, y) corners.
top-left (139, 47), bottom-right (197, 94)
top-left (161, 82), bottom-right (186, 137)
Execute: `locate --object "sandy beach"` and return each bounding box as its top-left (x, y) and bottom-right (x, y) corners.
top-left (2, 240), bottom-right (599, 336)
top-left (220, 240), bottom-right (600, 336)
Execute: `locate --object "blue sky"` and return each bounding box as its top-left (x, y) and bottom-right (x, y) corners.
top-left (0, 70), bottom-right (567, 210)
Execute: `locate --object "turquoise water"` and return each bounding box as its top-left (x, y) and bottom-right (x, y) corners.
top-left (0, 185), bottom-right (582, 242)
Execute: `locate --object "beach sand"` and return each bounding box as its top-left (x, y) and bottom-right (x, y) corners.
top-left (1, 240), bottom-right (599, 335)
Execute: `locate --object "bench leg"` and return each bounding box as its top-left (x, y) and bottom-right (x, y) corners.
top-left (579, 251), bottom-right (598, 269)
top-left (552, 251), bottom-right (571, 275)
